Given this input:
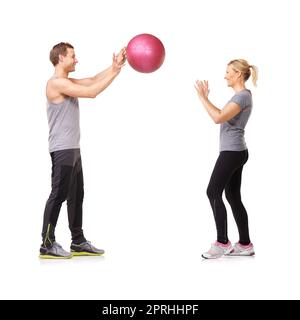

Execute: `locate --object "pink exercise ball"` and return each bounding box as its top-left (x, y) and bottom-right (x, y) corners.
top-left (126, 33), bottom-right (165, 73)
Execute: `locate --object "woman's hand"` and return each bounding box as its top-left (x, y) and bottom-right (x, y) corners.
top-left (195, 80), bottom-right (210, 101)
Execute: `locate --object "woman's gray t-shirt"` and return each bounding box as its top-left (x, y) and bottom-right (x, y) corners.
top-left (220, 89), bottom-right (252, 151)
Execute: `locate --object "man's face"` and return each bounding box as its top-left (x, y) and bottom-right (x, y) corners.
top-left (60, 48), bottom-right (78, 72)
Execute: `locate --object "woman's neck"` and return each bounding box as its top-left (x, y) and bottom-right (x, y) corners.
top-left (232, 83), bottom-right (246, 93)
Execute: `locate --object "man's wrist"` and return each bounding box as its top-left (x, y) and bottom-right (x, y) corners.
top-left (111, 65), bottom-right (121, 75)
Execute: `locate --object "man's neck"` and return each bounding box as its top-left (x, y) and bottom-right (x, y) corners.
top-left (54, 66), bottom-right (69, 78)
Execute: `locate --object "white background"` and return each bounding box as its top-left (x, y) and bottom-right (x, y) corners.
top-left (0, 0), bottom-right (299, 299)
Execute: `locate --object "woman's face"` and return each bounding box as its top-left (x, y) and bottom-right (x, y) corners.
top-left (224, 64), bottom-right (241, 87)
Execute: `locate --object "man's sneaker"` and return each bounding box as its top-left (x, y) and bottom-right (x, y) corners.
top-left (202, 241), bottom-right (233, 259)
top-left (39, 242), bottom-right (72, 259)
top-left (70, 241), bottom-right (105, 256)
top-left (227, 242), bottom-right (255, 256)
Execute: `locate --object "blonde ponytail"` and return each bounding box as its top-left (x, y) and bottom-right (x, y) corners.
top-left (249, 65), bottom-right (258, 87)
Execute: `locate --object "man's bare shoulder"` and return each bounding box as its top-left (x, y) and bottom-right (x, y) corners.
top-left (48, 77), bottom-right (72, 87)
top-left (46, 78), bottom-right (71, 102)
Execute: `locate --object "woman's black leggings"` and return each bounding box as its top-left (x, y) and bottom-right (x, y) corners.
top-left (206, 149), bottom-right (250, 245)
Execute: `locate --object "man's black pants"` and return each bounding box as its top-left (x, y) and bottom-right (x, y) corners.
top-left (42, 149), bottom-right (86, 247)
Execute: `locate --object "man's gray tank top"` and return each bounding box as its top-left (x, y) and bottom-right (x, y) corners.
top-left (47, 95), bottom-right (80, 153)
top-left (220, 89), bottom-right (252, 152)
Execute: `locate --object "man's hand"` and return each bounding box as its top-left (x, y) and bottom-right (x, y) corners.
top-left (112, 47), bottom-right (127, 72)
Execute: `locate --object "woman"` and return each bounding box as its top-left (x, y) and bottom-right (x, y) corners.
top-left (195, 59), bottom-right (258, 259)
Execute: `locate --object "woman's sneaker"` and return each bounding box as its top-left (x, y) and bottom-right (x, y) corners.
top-left (227, 242), bottom-right (255, 256)
top-left (202, 241), bottom-right (233, 259)
top-left (39, 242), bottom-right (72, 259)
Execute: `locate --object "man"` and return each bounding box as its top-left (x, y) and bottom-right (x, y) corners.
top-left (40, 42), bottom-right (126, 259)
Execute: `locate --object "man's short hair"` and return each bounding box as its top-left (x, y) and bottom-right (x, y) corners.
top-left (50, 42), bottom-right (74, 66)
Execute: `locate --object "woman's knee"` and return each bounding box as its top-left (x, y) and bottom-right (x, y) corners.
top-left (207, 184), bottom-right (222, 200)
top-left (225, 189), bottom-right (241, 204)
